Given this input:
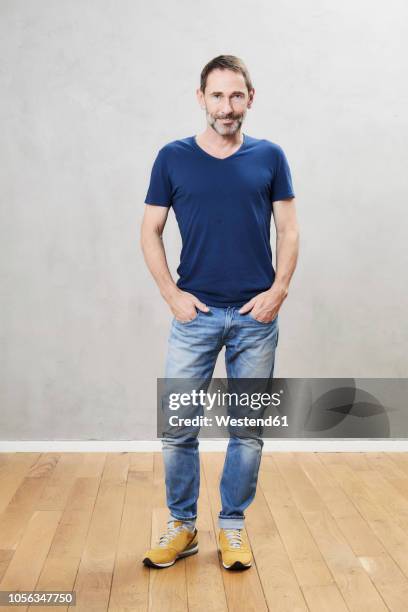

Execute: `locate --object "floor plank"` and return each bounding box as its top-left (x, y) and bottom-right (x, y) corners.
top-left (69, 453), bottom-right (128, 611)
top-left (187, 459), bottom-right (227, 612)
top-left (108, 459), bottom-right (153, 611)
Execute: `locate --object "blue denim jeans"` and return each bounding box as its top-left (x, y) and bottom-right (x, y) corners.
top-left (162, 305), bottom-right (279, 529)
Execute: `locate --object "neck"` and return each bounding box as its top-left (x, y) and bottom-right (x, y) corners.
top-left (197, 127), bottom-right (243, 150)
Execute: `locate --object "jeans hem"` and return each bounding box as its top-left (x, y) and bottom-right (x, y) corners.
top-left (169, 513), bottom-right (197, 522)
top-left (218, 517), bottom-right (245, 529)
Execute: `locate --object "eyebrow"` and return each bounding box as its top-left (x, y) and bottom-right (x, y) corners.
top-left (210, 91), bottom-right (245, 95)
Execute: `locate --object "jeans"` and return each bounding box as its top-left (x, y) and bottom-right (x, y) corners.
top-left (162, 305), bottom-right (279, 529)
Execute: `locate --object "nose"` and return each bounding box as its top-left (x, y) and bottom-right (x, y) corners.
top-left (220, 99), bottom-right (233, 116)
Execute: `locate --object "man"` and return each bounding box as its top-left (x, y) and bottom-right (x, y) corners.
top-left (140, 55), bottom-right (299, 570)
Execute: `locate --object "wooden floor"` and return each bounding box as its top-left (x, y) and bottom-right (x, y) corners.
top-left (1, 453), bottom-right (408, 611)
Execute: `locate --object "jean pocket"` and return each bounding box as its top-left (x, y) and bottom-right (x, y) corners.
top-left (248, 312), bottom-right (277, 325)
top-left (175, 310), bottom-right (200, 325)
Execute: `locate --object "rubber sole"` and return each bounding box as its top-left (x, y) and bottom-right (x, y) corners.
top-left (218, 549), bottom-right (252, 571)
top-left (143, 543), bottom-right (198, 569)
top-left (222, 559), bottom-right (252, 571)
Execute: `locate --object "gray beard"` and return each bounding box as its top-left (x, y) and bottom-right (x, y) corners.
top-left (206, 113), bottom-right (245, 136)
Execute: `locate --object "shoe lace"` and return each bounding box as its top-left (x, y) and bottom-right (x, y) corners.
top-left (158, 521), bottom-right (191, 547)
top-left (224, 528), bottom-right (243, 548)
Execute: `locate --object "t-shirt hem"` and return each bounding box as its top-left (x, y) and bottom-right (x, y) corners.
top-left (144, 200), bottom-right (171, 207)
top-left (179, 289), bottom-right (256, 308)
top-left (271, 192), bottom-right (295, 202)
top-left (205, 300), bottom-right (248, 308)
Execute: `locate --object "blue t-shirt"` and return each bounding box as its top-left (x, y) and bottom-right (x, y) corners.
top-left (144, 133), bottom-right (295, 307)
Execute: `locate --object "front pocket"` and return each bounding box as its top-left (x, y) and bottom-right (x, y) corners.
top-left (248, 312), bottom-right (276, 325)
top-left (176, 310), bottom-right (200, 325)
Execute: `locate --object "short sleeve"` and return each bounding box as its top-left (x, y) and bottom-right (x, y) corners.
top-left (144, 148), bottom-right (173, 207)
top-left (271, 146), bottom-right (295, 202)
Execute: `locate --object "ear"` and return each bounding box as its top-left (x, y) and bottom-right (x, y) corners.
top-left (196, 88), bottom-right (205, 110)
top-left (247, 88), bottom-right (255, 109)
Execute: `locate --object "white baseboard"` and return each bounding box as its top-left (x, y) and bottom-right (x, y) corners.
top-left (0, 440), bottom-right (408, 452)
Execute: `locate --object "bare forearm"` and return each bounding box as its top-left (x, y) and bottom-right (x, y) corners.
top-left (141, 230), bottom-right (178, 301)
top-left (272, 228), bottom-right (299, 297)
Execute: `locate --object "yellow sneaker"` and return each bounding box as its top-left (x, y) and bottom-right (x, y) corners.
top-left (143, 520), bottom-right (198, 568)
top-left (219, 528), bottom-right (252, 570)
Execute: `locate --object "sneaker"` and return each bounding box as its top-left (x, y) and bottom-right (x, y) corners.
top-left (218, 528), bottom-right (252, 570)
top-left (142, 520), bottom-right (198, 568)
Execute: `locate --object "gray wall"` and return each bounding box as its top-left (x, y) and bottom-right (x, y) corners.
top-left (1, 1), bottom-right (407, 440)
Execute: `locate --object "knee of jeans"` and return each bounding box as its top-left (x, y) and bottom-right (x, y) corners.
top-left (162, 434), bottom-right (199, 450)
top-left (229, 433), bottom-right (264, 449)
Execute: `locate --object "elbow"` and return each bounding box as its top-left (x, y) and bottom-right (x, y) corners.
top-left (277, 225), bottom-right (299, 240)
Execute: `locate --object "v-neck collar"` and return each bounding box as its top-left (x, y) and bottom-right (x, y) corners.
top-left (191, 133), bottom-right (246, 161)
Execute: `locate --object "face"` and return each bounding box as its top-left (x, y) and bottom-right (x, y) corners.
top-left (197, 68), bottom-right (254, 136)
